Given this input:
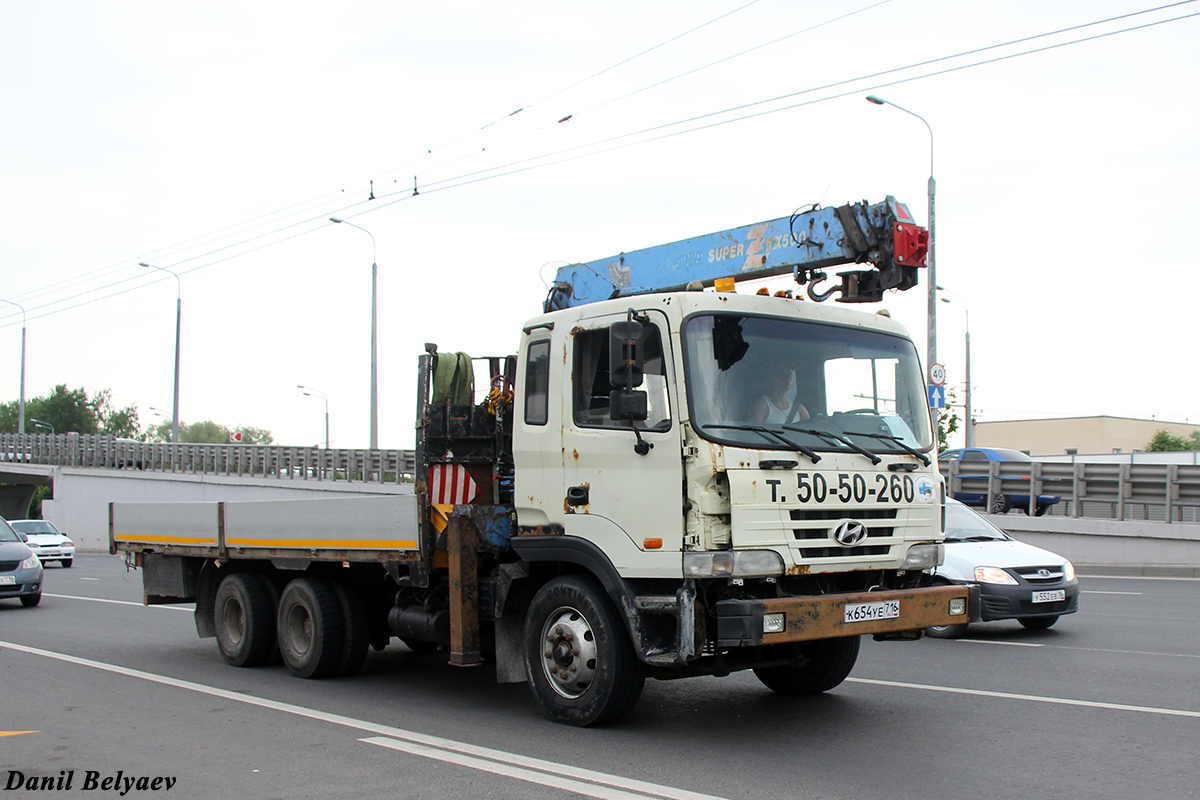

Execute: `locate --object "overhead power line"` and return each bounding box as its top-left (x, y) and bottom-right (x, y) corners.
top-left (1, 2), bottom-right (1196, 328)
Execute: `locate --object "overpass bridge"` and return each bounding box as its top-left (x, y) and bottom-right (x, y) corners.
top-left (3, 434), bottom-right (1198, 573)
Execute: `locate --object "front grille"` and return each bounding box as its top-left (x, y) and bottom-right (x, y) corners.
top-left (0, 560), bottom-right (19, 571)
top-left (1013, 566), bottom-right (1066, 583)
top-left (799, 545), bottom-right (892, 559)
top-left (790, 508), bottom-right (899, 522)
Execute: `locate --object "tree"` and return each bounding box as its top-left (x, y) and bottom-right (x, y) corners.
top-left (147, 418), bottom-right (273, 445)
top-left (0, 384), bottom-right (139, 437)
top-left (1145, 430), bottom-right (1200, 452)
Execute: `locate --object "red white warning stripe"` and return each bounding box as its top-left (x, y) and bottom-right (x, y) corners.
top-left (429, 464), bottom-right (477, 505)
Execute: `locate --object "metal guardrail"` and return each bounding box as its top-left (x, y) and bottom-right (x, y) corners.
top-left (1, 433), bottom-right (417, 484)
top-left (943, 460), bottom-right (1200, 524)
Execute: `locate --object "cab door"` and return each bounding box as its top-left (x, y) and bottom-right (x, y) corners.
top-left (560, 309), bottom-right (684, 577)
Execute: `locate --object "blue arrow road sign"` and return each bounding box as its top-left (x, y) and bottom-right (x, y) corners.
top-left (928, 385), bottom-right (946, 408)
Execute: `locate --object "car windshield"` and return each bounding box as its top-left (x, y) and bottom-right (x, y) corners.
top-left (944, 503), bottom-right (1010, 541)
top-left (684, 313), bottom-right (933, 454)
top-left (0, 519), bottom-right (20, 543)
top-left (11, 521), bottom-right (57, 535)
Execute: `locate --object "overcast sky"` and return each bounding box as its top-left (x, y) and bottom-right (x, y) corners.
top-left (1, 0), bottom-right (1196, 449)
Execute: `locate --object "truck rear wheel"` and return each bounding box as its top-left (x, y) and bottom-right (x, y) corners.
top-left (331, 579), bottom-right (370, 676)
top-left (277, 577), bottom-right (346, 678)
top-left (214, 573), bottom-right (277, 667)
top-left (524, 575), bottom-right (645, 726)
top-left (753, 636), bottom-right (861, 695)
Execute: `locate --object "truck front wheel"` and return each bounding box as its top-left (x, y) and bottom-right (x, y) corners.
top-left (277, 577), bottom-right (346, 678)
top-left (524, 575), bottom-right (645, 726)
top-left (753, 636), bottom-right (861, 695)
top-left (214, 573), bottom-right (277, 667)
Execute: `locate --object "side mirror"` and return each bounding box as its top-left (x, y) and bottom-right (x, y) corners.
top-left (16, 532), bottom-right (27, 543)
top-left (609, 389), bottom-right (648, 422)
top-left (609, 319), bottom-right (646, 389)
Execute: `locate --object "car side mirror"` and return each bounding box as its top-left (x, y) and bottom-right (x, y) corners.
top-left (16, 532), bottom-right (27, 543)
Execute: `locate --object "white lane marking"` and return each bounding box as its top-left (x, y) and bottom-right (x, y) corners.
top-left (1083, 590), bottom-right (1143, 595)
top-left (43, 593), bottom-right (191, 611)
top-left (363, 736), bottom-right (680, 800)
top-left (80, 577), bottom-right (100, 581)
top-left (848, 677), bottom-right (1200, 719)
top-left (1082, 575), bottom-right (1200, 582)
top-left (953, 640), bottom-right (1043, 648)
top-left (0, 641), bottom-right (727, 800)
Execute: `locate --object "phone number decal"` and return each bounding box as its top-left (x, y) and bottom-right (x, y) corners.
top-left (764, 473), bottom-right (936, 504)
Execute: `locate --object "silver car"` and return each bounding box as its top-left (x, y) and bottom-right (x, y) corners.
top-left (9, 519), bottom-right (75, 568)
top-left (1, 517), bottom-right (44, 607)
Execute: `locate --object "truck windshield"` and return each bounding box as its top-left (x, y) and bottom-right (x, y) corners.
top-left (683, 313), bottom-right (933, 454)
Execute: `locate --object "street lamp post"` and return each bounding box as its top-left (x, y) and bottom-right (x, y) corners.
top-left (0, 297), bottom-right (26, 434)
top-left (938, 289), bottom-right (973, 447)
top-left (139, 263), bottom-right (182, 444)
top-left (329, 218), bottom-right (379, 449)
top-left (297, 385), bottom-right (330, 449)
top-left (866, 95), bottom-right (937, 381)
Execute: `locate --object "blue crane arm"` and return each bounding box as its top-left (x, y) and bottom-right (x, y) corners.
top-left (544, 196), bottom-right (927, 311)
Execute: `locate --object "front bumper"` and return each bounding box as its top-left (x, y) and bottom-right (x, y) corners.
top-left (0, 569), bottom-right (43, 600)
top-left (978, 580), bottom-right (1080, 621)
top-left (715, 584), bottom-right (977, 646)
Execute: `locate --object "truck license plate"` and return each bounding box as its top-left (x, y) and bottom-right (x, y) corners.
top-left (844, 599), bottom-right (900, 623)
top-left (0, 575), bottom-right (15, 585)
top-left (1031, 590), bottom-right (1065, 604)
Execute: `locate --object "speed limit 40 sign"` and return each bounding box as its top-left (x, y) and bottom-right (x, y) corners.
top-left (929, 362), bottom-right (946, 386)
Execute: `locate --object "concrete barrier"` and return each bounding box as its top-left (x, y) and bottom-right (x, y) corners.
top-left (995, 514), bottom-right (1200, 577)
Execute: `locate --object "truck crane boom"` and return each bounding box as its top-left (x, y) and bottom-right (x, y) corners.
top-left (545, 196), bottom-right (928, 311)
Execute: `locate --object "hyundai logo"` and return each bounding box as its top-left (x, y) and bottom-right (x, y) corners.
top-left (833, 520), bottom-right (868, 547)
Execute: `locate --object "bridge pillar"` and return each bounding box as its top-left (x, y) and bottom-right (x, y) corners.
top-left (0, 484), bottom-right (39, 520)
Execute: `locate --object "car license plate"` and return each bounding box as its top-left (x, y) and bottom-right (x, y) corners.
top-left (1031, 590), bottom-right (1065, 604)
top-left (0, 575), bottom-right (15, 585)
top-left (845, 599), bottom-right (900, 623)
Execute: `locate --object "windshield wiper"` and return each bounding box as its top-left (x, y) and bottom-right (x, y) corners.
top-left (841, 430), bottom-right (931, 466)
top-left (784, 425), bottom-right (881, 465)
top-left (703, 424), bottom-right (822, 464)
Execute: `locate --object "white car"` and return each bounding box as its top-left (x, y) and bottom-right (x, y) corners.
top-left (926, 500), bottom-right (1079, 638)
top-left (9, 519), bottom-right (75, 568)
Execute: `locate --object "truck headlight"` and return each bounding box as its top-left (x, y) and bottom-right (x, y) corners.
top-left (902, 543), bottom-right (942, 570)
top-left (683, 550), bottom-right (785, 578)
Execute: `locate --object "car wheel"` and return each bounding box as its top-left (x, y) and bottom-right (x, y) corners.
top-left (925, 622), bottom-right (969, 639)
top-left (20, 593), bottom-right (41, 608)
top-left (990, 494), bottom-right (1010, 514)
top-left (277, 577), bottom-right (346, 679)
top-left (753, 636), bottom-right (861, 694)
top-left (1035, 504), bottom-right (1050, 517)
top-left (214, 573), bottom-right (278, 667)
top-left (525, 575), bottom-right (645, 726)
top-left (1018, 615), bottom-right (1059, 631)
top-left (61, 558), bottom-right (73, 568)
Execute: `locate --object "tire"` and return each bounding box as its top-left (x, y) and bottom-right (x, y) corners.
top-left (1035, 504), bottom-right (1049, 517)
top-left (524, 575), bottom-right (645, 726)
top-left (990, 494), bottom-right (1010, 514)
top-left (20, 593), bottom-right (41, 608)
top-left (1018, 615), bottom-right (1059, 631)
top-left (925, 622), bottom-right (969, 639)
top-left (61, 559), bottom-right (73, 568)
top-left (331, 579), bottom-right (370, 677)
top-left (214, 573), bottom-right (278, 667)
top-left (753, 636), bottom-right (861, 695)
top-left (277, 577), bottom-right (346, 679)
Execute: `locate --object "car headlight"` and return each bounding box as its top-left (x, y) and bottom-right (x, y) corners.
top-left (21, 554), bottom-right (41, 570)
top-left (974, 566), bottom-right (1018, 585)
top-left (683, 550), bottom-right (785, 578)
top-left (1062, 561), bottom-right (1076, 582)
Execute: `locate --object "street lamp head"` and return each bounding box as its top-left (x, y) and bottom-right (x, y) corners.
top-left (866, 95), bottom-right (886, 105)
top-left (329, 217), bottom-right (343, 224)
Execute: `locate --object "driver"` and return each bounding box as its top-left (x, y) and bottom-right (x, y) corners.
top-left (750, 369), bottom-right (809, 424)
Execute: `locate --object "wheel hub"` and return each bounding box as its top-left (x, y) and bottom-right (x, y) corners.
top-left (540, 607), bottom-right (598, 699)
